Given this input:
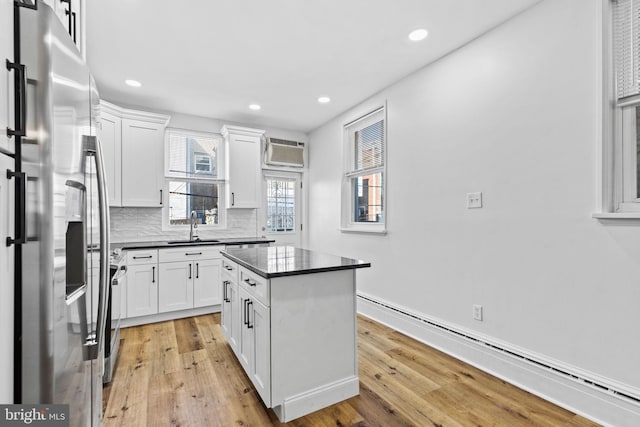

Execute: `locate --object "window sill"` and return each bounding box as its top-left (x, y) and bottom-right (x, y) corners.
top-left (339, 227), bottom-right (387, 235)
top-left (592, 212), bottom-right (640, 219)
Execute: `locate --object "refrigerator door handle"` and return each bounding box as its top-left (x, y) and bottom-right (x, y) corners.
top-left (82, 135), bottom-right (110, 361)
top-left (6, 169), bottom-right (26, 246)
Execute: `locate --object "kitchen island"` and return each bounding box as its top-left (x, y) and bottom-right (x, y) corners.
top-left (220, 246), bottom-right (371, 422)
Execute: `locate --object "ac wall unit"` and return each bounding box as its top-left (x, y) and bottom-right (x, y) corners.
top-left (266, 137), bottom-right (305, 167)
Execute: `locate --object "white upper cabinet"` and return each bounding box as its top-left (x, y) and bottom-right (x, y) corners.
top-left (0, 154), bottom-right (14, 403)
top-left (96, 107), bottom-right (121, 206)
top-left (1, 0), bottom-right (14, 156)
top-left (42, 0), bottom-right (86, 58)
top-left (222, 125), bottom-right (265, 209)
top-left (97, 102), bottom-right (169, 207)
top-left (121, 118), bottom-right (166, 207)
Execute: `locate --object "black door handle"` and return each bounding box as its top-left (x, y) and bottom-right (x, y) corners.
top-left (152, 266), bottom-right (155, 283)
top-left (6, 60), bottom-right (27, 137)
top-left (222, 281), bottom-right (228, 302)
top-left (189, 263), bottom-right (192, 279)
top-left (196, 263), bottom-right (199, 279)
top-left (247, 301), bottom-right (253, 329)
top-left (71, 11), bottom-right (77, 44)
top-left (61, 0), bottom-right (72, 38)
top-left (6, 170), bottom-right (26, 246)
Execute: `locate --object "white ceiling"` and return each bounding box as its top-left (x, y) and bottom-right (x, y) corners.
top-left (86, 0), bottom-right (540, 133)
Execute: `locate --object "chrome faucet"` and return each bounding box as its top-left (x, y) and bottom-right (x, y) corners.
top-left (189, 210), bottom-right (199, 241)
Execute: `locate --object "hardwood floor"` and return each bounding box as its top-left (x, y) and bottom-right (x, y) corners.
top-left (103, 313), bottom-right (600, 426)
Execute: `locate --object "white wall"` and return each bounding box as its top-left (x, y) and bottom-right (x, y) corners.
top-left (309, 0), bottom-right (640, 403)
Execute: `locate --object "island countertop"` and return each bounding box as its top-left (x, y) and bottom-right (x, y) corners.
top-left (221, 246), bottom-right (371, 279)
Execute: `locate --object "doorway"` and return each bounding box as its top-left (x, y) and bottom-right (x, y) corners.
top-left (262, 172), bottom-right (302, 246)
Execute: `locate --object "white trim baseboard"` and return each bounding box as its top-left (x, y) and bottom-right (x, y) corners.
top-left (272, 376), bottom-right (359, 423)
top-left (120, 305), bottom-right (219, 328)
top-left (357, 292), bottom-right (640, 427)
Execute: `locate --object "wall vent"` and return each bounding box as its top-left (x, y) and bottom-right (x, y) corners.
top-left (266, 138), bottom-right (304, 167)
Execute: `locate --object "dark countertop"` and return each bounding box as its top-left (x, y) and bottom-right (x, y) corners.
top-left (112, 237), bottom-right (275, 251)
top-left (221, 246), bottom-right (371, 279)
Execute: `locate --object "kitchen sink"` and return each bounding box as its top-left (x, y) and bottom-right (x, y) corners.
top-left (166, 239), bottom-right (221, 245)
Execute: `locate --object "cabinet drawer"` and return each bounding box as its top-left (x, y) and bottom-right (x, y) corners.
top-left (158, 247), bottom-right (221, 263)
top-left (127, 249), bottom-right (158, 265)
top-left (222, 258), bottom-right (238, 281)
top-left (239, 266), bottom-right (269, 307)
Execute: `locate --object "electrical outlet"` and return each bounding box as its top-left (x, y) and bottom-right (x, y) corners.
top-left (466, 192), bottom-right (483, 209)
top-left (473, 304), bottom-right (483, 321)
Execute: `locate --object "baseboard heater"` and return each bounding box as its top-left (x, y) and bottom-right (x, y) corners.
top-left (356, 293), bottom-right (640, 406)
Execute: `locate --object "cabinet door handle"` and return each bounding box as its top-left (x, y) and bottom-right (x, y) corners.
top-left (67, 10), bottom-right (77, 44)
top-left (133, 255), bottom-right (152, 260)
top-left (247, 301), bottom-right (253, 329)
top-left (159, 189), bottom-right (163, 205)
top-left (6, 170), bottom-right (26, 246)
top-left (61, 0), bottom-right (72, 37)
top-left (152, 266), bottom-right (155, 283)
top-left (232, 192), bottom-right (235, 206)
top-left (223, 280), bottom-right (228, 302)
top-left (244, 278), bottom-right (256, 287)
top-left (6, 59), bottom-right (27, 138)
top-left (189, 263), bottom-right (192, 279)
top-left (185, 252), bottom-right (202, 256)
top-left (196, 263), bottom-right (199, 279)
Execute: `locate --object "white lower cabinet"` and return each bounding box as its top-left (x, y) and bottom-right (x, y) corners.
top-left (126, 263), bottom-right (158, 318)
top-left (221, 261), bottom-right (240, 352)
top-left (0, 154), bottom-right (15, 402)
top-left (158, 261), bottom-right (193, 313)
top-left (126, 250), bottom-right (158, 318)
top-left (221, 257), bottom-right (359, 423)
top-left (237, 284), bottom-right (271, 406)
top-left (193, 258), bottom-right (221, 307)
top-left (157, 247), bottom-right (222, 313)
top-left (249, 294), bottom-right (271, 406)
top-left (125, 246), bottom-right (223, 321)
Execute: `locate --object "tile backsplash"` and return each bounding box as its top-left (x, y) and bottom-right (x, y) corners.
top-left (110, 207), bottom-right (259, 243)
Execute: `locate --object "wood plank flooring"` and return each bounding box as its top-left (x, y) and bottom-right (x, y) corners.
top-left (103, 314), bottom-right (600, 426)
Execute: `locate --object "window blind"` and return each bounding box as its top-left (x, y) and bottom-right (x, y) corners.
top-left (167, 132), bottom-right (218, 178)
top-left (614, 0), bottom-right (640, 100)
top-left (354, 120), bottom-right (384, 171)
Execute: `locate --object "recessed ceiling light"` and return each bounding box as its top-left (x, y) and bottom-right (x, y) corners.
top-left (408, 28), bottom-right (428, 42)
top-left (249, 104), bottom-right (261, 111)
top-left (318, 96), bottom-right (331, 104)
top-left (125, 79), bottom-right (142, 87)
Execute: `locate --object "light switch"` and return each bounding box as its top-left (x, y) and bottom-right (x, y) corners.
top-left (466, 192), bottom-right (483, 209)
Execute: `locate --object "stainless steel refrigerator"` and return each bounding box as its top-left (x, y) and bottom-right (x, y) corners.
top-left (11, 2), bottom-right (110, 426)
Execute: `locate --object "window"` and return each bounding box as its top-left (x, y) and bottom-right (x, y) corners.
top-left (194, 152), bottom-right (212, 174)
top-left (164, 130), bottom-right (224, 227)
top-left (341, 106), bottom-right (386, 232)
top-left (603, 0), bottom-right (640, 215)
top-left (265, 177), bottom-right (296, 232)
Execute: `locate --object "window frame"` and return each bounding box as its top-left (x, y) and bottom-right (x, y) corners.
top-left (162, 128), bottom-right (226, 230)
top-left (263, 172), bottom-right (300, 235)
top-left (193, 152), bottom-right (213, 174)
top-left (340, 104), bottom-right (387, 233)
top-left (596, 0), bottom-right (640, 217)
